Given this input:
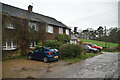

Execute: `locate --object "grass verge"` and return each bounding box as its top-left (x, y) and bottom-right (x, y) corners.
top-left (80, 38), bottom-right (118, 48)
top-left (63, 53), bottom-right (100, 63)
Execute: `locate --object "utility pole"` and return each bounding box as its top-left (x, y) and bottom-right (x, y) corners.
top-left (104, 26), bottom-right (107, 48)
top-left (74, 27), bottom-right (78, 37)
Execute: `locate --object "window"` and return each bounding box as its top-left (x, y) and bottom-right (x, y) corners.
top-left (88, 44), bottom-right (96, 47)
top-left (34, 49), bottom-right (39, 53)
top-left (46, 25), bottom-right (53, 33)
top-left (7, 41), bottom-right (12, 49)
top-left (59, 27), bottom-right (63, 34)
top-left (29, 41), bottom-right (38, 48)
top-left (66, 29), bottom-right (69, 35)
top-left (50, 48), bottom-right (58, 52)
top-left (70, 40), bottom-right (77, 44)
top-left (29, 22), bottom-right (38, 31)
top-left (34, 41), bottom-right (38, 47)
top-left (6, 23), bottom-right (15, 29)
top-left (2, 41), bottom-right (17, 50)
top-left (29, 42), bottom-right (33, 48)
top-left (2, 42), bottom-right (6, 50)
top-left (39, 47), bottom-right (45, 51)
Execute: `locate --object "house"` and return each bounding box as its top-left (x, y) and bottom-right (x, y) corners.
top-left (1, 3), bottom-right (71, 53)
top-left (70, 34), bottom-right (80, 44)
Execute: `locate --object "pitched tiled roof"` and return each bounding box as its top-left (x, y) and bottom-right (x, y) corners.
top-left (2, 3), bottom-right (70, 29)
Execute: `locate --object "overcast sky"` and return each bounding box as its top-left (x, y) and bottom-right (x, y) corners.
top-left (0, 0), bottom-right (119, 30)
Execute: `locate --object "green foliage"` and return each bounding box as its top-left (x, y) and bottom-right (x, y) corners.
top-left (64, 58), bottom-right (81, 63)
top-left (80, 38), bottom-right (118, 48)
top-left (80, 53), bottom-right (100, 60)
top-left (55, 34), bottom-right (71, 43)
top-left (44, 40), bottom-right (62, 49)
top-left (103, 46), bottom-right (120, 52)
top-left (59, 44), bottom-right (83, 59)
top-left (3, 14), bottom-right (46, 56)
top-left (63, 53), bottom-right (100, 63)
top-left (35, 41), bottom-right (43, 47)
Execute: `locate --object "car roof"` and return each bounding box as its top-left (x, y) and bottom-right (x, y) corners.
top-left (35, 47), bottom-right (56, 49)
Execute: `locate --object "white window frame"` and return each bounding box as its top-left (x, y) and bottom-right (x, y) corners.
top-left (29, 22), bottom-right (38, 31)
top-left (59, 27), bottom-right (63, 34)
top-left (29, 41), bottom-right (38, 48)
top-left (2, 41), bottom-right (17, 50)
top-left (66, 29), bottom-right (69, 35)
top-left (70, 40), bottom-right (77, 44)
top-left (29, 42), bottom-right (33, 48)
top-left (6, 23), bottom-right (15, 29)
top-left (46, 25), bottom-right (53, 33)
top-left (34, 41), bottom-right (38, 47)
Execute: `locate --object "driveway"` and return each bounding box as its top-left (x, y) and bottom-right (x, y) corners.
top-left (2, 52), bottom-right (119, 78)
top-left (39, 52), bottom-right (119, 78)
top-left (2, 58), bottom-right (67, 78)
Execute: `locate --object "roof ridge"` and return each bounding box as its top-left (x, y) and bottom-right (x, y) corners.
top-left (1, 2), bottom-right (56, 20)
top-left (1, 2), bottom-right (70, 29)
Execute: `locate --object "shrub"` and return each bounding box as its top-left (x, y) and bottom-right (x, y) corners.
top-left (44, 40), bottom-right (62, 49)
top-left (59, 44), bottom-right (83, 59)
top-left (35, 41), bottom-right (43, 47)
top-left (55, 34), bottom-right (71, 43)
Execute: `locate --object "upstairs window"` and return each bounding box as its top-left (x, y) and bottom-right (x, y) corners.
top-left (66, 29), bottom-right (69, 35)
top-left (59, 27), bottom-right (63, 34)
top-left (29, 22), bottom-right (38, 31)
top-left (6, 23), bottom-right (15, 29)
top-left (46, 25), bottom-right (53, 33)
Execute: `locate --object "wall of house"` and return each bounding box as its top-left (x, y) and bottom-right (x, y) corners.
top-left (2, 13), bottom-right (71, 57)
top-left (63, 28), bottom-right (66, 34)
top-left (45, 26), bottom-right (59, 40)
top-left (2, 14), bottom-right (47, 57)
top-left (54, 26), bottom-right (59, 34)
top-left (45, 26), bottom-right (71, 40)
top-left (69, 29), bottom-right (71, 34)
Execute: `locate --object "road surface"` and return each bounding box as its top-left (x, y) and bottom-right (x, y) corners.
top-left (39, 52), bottom-right (119, 78)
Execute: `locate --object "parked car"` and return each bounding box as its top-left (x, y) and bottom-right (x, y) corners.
top-left (27, 47), bottom-right (59, 63)
top-left (87, 44), bottom-right (102, 52)
top-left (82, 43), bottom-right (102, 52)
top-left (83, 45), bottom-right (99, 53)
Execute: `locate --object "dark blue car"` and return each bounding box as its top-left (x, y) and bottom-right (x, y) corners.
top-left (27, 47), bottom-right (59, 63)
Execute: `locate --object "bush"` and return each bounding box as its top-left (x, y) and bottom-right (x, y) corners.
top-left (35, 41), bottom-right (43, 47)
top-left (44, 40), bottom-right (62, 49)
top-left (55, 34), bottom-right (71, 43)
top-left (59, 44), bottom-right (83, 59)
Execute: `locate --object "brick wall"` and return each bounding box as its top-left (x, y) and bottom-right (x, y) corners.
top-left (45, 26), bottom-right (59, 40)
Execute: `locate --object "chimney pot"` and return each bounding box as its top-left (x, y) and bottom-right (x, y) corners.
top-left (28, 5), bottom-right (33, 11)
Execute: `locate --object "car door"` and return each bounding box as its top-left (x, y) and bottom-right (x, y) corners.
top-left (33, 47), bottom-right (45, 60)
top-left (38, 47), bottom-right (46, 59)
top-left (32, 48), bottom-right (40, 60)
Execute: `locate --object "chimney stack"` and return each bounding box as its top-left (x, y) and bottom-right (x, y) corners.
top-left (28, 5), bottom-right (33, 11)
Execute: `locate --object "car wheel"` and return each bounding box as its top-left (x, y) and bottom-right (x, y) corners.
top-left (91, 50), bottom-right (94, 53)
top-left (43, 57), bottom-right (48, 63)
top-left (28, 55), bottom-right (32, 60)
top-left (97, 49), bottom-right (101, 52)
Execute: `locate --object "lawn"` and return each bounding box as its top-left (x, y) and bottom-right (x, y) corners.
top-left (63, 53), bottom-right (100, 63)
top-left (80, 38), bottom-right (118, 48)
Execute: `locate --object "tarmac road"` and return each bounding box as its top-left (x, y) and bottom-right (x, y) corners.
top-left (39, 52), bottom-right (119, 78)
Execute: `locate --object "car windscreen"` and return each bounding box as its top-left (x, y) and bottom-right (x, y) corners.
top-left (88, 44), bottom-right (96, 46)
top-left (85, 45), bottom-right (91, 49)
